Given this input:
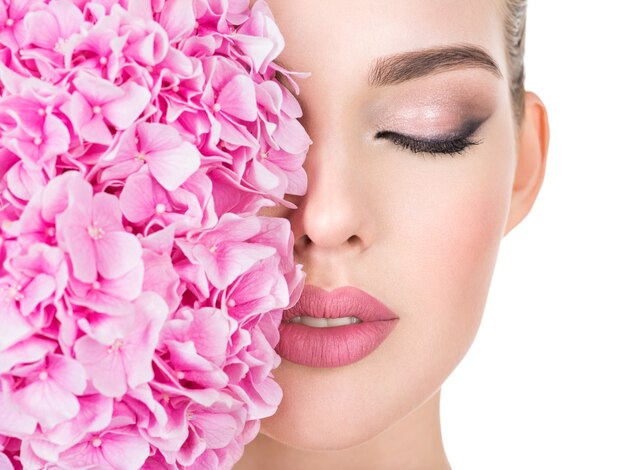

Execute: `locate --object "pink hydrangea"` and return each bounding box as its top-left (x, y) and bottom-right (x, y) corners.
top-left (0, 0), bottom-right (310, 468)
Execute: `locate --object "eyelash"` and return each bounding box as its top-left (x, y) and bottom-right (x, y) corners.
top-left (375, 130), bottom-right (481, 157)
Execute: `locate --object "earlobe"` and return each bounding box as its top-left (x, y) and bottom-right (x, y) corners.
top-left (504, 91), bottom-right (550, 236)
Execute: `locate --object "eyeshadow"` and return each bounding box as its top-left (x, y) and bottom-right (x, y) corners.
top-left (407, 115), bottom-right (488, 141)
top-left (363, 70), bottom-right (500, 140)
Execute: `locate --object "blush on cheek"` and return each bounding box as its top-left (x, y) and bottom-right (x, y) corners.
top-left (453, 192), bottom-right (507, 329)
top-left (406, 179), bottom-right (509, 365)
top-left (448, 189), bottom-right (506, 286)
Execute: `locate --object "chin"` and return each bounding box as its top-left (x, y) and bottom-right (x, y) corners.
top-left (259, 402), bottom-right (382, 452)
top-left (256, 352), bottom-right (412, 452)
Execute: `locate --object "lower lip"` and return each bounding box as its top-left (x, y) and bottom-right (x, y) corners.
top-left (276, 319), bottom-right (399, 368)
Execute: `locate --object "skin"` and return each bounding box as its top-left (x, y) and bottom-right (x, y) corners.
top-left (236, 0), bottom-right (549, 468)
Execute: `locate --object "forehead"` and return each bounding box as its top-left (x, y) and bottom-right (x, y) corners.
top-left (264, 0), bottom-right (508, 87)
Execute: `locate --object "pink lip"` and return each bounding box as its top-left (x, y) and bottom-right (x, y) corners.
top-left (276, 285), bottom-right (399, 368)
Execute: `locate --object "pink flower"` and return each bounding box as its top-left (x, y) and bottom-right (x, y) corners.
top-left (230, 370), bottom-right (283, 422)
top-left (264, 85), bottom-right (311, 156)
top-left (55, 402), bottom-right (150, 469)
top-left (176, 213), bottom-right (277, 290)
top-left (128, 386), bottom-right (189, 457)
top-left (0, 377), bottom-right (38, 437)
top-left (0, 336), bottom-right (56, 376)
top-left (100, 122), bottom-right (201, 191)
top-left (0, 436), bottom-right (21, 465)
top-left (0, 277), bottom-right (35, 352)
top-left (44, 394), bottom-right (114, 448)
top-left (167, 404), bottom-right (241, 467)
top-left (67, 12), bottom-right (128, 82)
top-left (119, 173), bottom-right (204, 234)
top-left (0, 0), bottom-right (312, 466)
top-left (54, 172), bottom-right (142, 284)
top-left (74, 292), bottom-right (168, 397)
top-left (5, 242), bottom-right (68, 316)
top-left (4, 160), bottom-right (48, 204)
top-left (0, 451), bottom-right (12, 469)
top-left (142, 247), bottom-right (181, 315)
top-left (14, 393), bottom-right (114, 465)
top-left (244, 80), bottom-right (309, 196)
top-left (162, 339), bottom-right (230, 391)
top-left (13, 354), bottom-right (87, 429)
top-left (0, 0), bottom-right (37, 51)
top-left (122, 13), bottom-right (169, 67)
top-left (201, 57), bottom-right (259, 148)
top-left (22, 0), bottom-right (84, 54)
top-left (61, 71), bottom-right (150, 145)
top-left (158, 0), bottom-right (196, 44)
top-left (159, 306), bottom-right (234, 388)
top-left (232, 0), bottom-right (285, 74)
top-left (67, 262), bottom-right (144, 316)
top-left (0, 97), bottom-right (71, 172)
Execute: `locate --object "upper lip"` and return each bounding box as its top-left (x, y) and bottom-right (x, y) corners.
top-left (282, 284), bottom-right (399, 323)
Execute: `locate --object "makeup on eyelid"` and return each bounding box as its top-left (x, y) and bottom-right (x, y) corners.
top-left (363, 72), bottom-right (499, 141)
top-left (366, 99), bottom-right (494, 142)
top-left (369, 110), bottom-right (490, 154)
top-left (389, 115), bottom-right (485, 139)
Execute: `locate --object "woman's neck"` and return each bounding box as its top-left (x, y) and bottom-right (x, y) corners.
top-left (234, 390), bottom-right (452, 470)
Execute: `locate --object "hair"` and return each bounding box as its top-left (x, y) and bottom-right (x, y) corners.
top-left (503, 0), bottom-right (528, 125)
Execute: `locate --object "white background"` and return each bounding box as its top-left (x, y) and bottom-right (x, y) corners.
top-left (441, 2), bottom-right (626, 469)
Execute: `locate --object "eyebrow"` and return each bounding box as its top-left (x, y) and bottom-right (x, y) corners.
top-left (367, 44), bottom-right (502, 87)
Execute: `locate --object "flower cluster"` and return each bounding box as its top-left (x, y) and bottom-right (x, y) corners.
top-left (0, 0), bottom-right (310, 468)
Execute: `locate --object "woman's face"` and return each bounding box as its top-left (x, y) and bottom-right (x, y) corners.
top-left (258, 0), bottom-right (518, 450)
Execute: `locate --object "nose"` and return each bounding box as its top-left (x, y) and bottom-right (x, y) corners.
top-left (290, 138), bottom-right (369, 256)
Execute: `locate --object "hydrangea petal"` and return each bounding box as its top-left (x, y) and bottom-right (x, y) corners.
top-left (0, 379), bottom-right (38, 436)
top-left (74, 336), bottom-right (127, 397)
top-left (0, 337), bottom-right (56, 374)
top-left (217, 75), bottom-right (257, 122)
top-left (147, 141), bottom-right (201, 191)
top-left (100, 431), bottom-right (150, 469)
top-left (119, 173), bottom-right (160, 222)
top-left (102, 82), bottom-right (151, 130)
top-left (95, 231), bottom-right (143, 280)
top-left (123, 292), bottom-right (168, 388)
top-left (0, 304), bottom-right (33, 351)
top-left (159, 0), bottom-right (195, 43)
top-left (24, 10), bottom-right (60, 49)
top-left (62, 226), bottom-right (97, 283)
top-left (191, 410), bottom-right (239, 448)
top-left (47, 354), bottom-right (87, 396)
top-left (46, 394), bottom-right (114, 445)
top-left (19, 274), bottom-right (56, 315)
top-left (72, 71), bottom-right (124, 105)
top-left (15, 378), bottom-right (81, 429)
top-left (0, 452), bottom-right (12, 469)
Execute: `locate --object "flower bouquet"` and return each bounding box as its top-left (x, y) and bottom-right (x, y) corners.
top-left (0, 0), bottom-right (310, 468)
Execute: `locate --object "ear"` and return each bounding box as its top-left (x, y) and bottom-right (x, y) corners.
top-left (504, 91), bottom-right (550, 236)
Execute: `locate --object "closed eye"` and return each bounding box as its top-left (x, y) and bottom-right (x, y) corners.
top-left (375, 130), bottom-right (482, 157)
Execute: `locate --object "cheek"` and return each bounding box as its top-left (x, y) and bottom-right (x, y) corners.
top-left (420, 181), bottom-right (504, 335)
top-left (382, 149), bottom-right (514, 405)
top-left (422, 172), bottom-right (508, 305)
